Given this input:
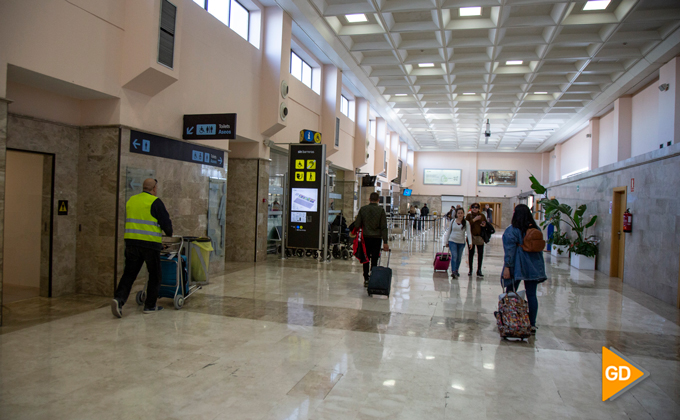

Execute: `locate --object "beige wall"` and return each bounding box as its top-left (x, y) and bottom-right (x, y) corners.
top-left (3, 150), bottom-right (43, 288)
top-left (412, 152), bottom-right (543, 198)
top-left (632, 81), bottom-right (661, 157)
top-left (559, 127), bottom-right (590, 177)
top-left (599, 110), bottom-right (616, 167)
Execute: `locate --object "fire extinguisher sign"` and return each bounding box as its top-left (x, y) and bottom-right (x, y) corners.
top-left (631, 178), bottom-right (634, 192)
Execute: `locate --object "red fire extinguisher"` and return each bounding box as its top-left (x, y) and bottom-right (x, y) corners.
top-left (623, 209), bottom-right (632, 233)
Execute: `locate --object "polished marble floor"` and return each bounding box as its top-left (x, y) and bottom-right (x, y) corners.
top-left (1, 232), bottom-right (679, 420)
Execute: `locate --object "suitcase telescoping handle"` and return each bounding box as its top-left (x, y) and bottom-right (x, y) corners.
top-left (379, 249), bottom-right (391, 268)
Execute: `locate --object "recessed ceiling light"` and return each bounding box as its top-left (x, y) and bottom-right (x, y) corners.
top-left (395, 94), bottom-right (407, 96)
top-left (506, 60), bottom-right (523, 65)
top-left (418, 63), bottom-right (435, 67)
top-left (462, 93), bottom-right (475, 95)
top-left (345, 13), bottom-right (367, 23)
top-left (534, 92), bottom-right (548, 94)
top-left (583, 0), bottom-right (610, 11)
top-left (459, 7), bottom-right (481, 16)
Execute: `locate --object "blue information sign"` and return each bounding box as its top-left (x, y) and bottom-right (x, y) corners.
top-left (130, 130), bottom-right (225, 168)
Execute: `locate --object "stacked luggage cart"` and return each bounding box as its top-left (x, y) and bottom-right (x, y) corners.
top-left (135, 236), bottom-right (207, 310)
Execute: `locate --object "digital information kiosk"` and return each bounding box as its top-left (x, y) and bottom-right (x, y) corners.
top-left (286, 144), bottom-right (326, 251)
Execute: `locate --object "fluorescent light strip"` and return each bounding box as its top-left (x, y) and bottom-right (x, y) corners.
top-left (506, 60), bottom-right (523, 65)
top-left (534, 92), bottom-right (548, 94)
top-left (459, 7), bottom-right (481, 16)
top-left (583, 1), bottom-right (610, 11)
top-left (418, 63), bottom-right (435, 68)
top-left (345, 13), bottom-right (367, 23)
top-left (462, 93), bottom-right (475, 95)
top-left (395, 94), bottom-right (407, 96)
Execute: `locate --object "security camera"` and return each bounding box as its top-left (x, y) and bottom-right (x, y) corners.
top-left (659, 83), bottom-right (670, 92)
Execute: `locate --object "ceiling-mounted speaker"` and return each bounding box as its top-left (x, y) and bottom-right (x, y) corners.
top-left (281, 80), bottom-right (289, 98)
top-left (280, 103), bottom-right (288, 121)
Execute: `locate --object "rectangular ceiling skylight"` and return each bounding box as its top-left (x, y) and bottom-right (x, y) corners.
top-left (459, 7), bottom-right (481, 16)
top-left (506, 60), bottom-right (523, 65)
top-left (418, 63), bottom-right (435, 67)
top-left (583, 1), bottom-right (611, 11)
top-left (345, 13), bottom-right (367, 23)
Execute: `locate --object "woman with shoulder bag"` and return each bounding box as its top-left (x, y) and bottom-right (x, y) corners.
top-left (501, 204), bottom-right (547, 334)
top-left (443, 208), bottom-right (472, 278)
top-left (465, 203), bottom-right (487, 277)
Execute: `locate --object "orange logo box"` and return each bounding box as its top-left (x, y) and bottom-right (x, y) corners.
top-left (602, 347), bottom-right (649, 401)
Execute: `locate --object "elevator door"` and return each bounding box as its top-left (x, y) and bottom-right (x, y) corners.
top-left (3, 150), bottom-right (53, 302)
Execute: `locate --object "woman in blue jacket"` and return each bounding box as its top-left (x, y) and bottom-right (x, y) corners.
top-left (501, 204), bottom-right (547, 334)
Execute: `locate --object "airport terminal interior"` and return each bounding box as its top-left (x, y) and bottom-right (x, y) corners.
top-left (0, 0), bottom-right (679, 419)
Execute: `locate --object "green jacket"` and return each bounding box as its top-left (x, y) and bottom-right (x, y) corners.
top-left (355, 203), bottom-right (388, 243)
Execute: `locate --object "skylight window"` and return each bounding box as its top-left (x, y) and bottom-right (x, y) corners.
top-left (583, 1), bottom-right (610, 11)
top-left (345, 13), bottom-right (367, 23)
top-left (506, 60), bottom-right (523, 65)
top-left (459, 7), bottom-right (481, 16)
top-left (419, 63), bottom-right (434, 67)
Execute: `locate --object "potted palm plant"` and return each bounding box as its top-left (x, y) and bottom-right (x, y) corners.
top-left (529, 175), bottom-right (598, 269)
top-left (544, 211), bottom-right (570, 257)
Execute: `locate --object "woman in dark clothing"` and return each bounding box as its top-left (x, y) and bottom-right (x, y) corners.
top-left (501, 204), bottom-right (547, 334)
top-left (465, 203), bottom-right (487, 277)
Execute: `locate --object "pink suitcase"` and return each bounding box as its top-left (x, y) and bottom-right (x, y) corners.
top-left (433, 247), bottom-right (451, 272)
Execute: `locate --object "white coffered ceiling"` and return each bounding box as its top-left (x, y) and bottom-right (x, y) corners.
top-left (279, 0), bottom-right (680, 152)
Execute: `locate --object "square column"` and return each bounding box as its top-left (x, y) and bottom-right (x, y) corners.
top-left (659, 57), bottom-right (680, 146)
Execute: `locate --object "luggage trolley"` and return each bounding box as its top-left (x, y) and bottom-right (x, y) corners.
top-left (135, 236), bottom-right (202, 310)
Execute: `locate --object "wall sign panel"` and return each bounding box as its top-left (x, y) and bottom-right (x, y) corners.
top-left (423, 169), bottom-right (462, 185)
top-left (478, 170), bottom-right (517, 187)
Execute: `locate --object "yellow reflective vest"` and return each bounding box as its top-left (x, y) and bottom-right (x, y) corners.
top-left (124, 192), bottom-right (162, 243)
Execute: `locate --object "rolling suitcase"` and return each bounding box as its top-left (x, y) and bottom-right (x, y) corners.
top-left (433, 246), bottom-right (451, 272)
top-left (367, 250), bottom-right (392, 297)
top-left (494, 282), bottom-right (531, 340)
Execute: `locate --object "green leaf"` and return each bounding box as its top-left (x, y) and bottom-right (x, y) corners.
top-left (574, 204), bottom-right (587, 219)
top-left (585, 215), bottom-right (597, 228)
top-left (529, 173), bottom-right (547, 195)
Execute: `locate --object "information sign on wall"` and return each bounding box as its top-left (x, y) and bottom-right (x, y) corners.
top-left (478, 170), bottom-right (517, 187)
top-left (130, 130), bottom-right (225, 168)
top-left (286, 144), bottom-right (326, 250)
top-left (423, 169), bottom-right (462, 185)
top-left (183, 113), bottom-right (237, 140)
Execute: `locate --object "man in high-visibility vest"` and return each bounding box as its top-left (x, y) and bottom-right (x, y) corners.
top-left (111, 178), bottom-right (173, 317)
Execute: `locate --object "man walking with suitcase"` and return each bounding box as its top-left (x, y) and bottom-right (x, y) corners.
top-left (111, 178), bottom-right (173, 318)
top-left (354, 192), bottom-right (389, 287)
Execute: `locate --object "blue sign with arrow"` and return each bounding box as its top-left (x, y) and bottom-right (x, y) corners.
top-left (130, 130), bottom-right (225, 168)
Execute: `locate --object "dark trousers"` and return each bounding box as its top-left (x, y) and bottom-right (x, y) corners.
top-left (114, 245), bottom-right (162, 308)
top-left (506, 280), bottom-right (538, 327)
top-left (363, 237), bottom-right (383, 280)
top-left (468, 242), bottom-right (484, 272)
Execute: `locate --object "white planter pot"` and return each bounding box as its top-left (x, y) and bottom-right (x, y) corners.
top-left (570, 253), bottom-right (596, 270)
top-left (551, 245), bottom-right (569, 258)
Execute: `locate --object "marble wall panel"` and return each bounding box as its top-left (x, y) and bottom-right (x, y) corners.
top-left (337, 180), bottom-right (356, 222)
top-left (7, 114), bottom-right (79, 297)
top-left (116, 129), bottom-right (227, 283)
top-left (256, 160), bottom-right (270, 262)
top-left (225, 158), bottom-right (269, 262)
top-left (547, 145), bottom-right (680, 306)
top-left (0, 101), bottom-right (7, 325)
top-left (76, 127), bottom-right (119, 296)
